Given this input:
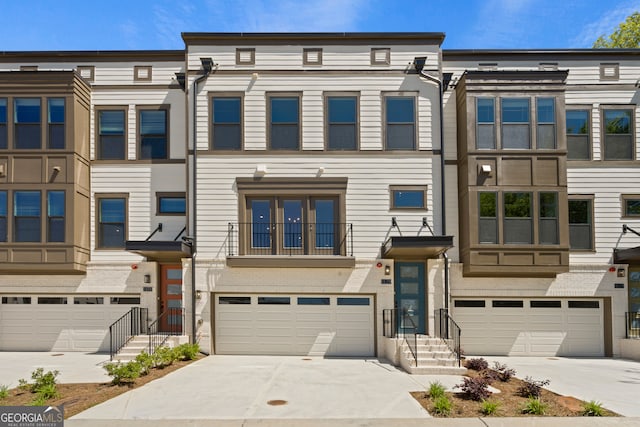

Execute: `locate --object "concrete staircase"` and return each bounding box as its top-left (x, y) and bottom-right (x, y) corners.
top-left (112, 335), bottom-right (152, 363)
top-left (399, 336), bottom-right (467, 375)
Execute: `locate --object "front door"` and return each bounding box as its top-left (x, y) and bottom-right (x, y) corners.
top-left (394, 262), bottom-right (426, 334)
top-left (159, 265), bottom-right (183, 333)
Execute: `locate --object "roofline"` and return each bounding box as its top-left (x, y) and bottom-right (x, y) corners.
top-left (444, 48), bottom-right (640, 60)
top-left (0, 50), bottom-right (185, 62)
top-left (182, 32), bottom-right (446, 46)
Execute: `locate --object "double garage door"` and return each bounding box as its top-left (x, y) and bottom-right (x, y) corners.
top-left (0, 295), bottom-right (140, 352)
top-left (214, 294), bottom-right (375, 357)
top-left (453, 298), bottom-right (604, 357)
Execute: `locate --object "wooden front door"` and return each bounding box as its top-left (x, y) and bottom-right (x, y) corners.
top-left (159, 264), bottom-right (183, 333)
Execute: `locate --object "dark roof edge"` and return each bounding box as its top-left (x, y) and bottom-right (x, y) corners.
top-left (444, 48), bottom-right (640, 60)
top-left (182, 32), bottom-right (446, 46)
top-left (0, 50), bottom-right (185, 62)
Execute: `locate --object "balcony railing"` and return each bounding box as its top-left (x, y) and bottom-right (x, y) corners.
top-left (228, 222), bottom-right (353, 257)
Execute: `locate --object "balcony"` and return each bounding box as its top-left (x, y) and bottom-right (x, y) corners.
top-left (226, 222), bottom-right (354, 268)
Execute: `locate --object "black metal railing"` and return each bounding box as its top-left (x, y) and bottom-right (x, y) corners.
top-left (401, 309), bottom-right (418, 367)
top-left (435, 308), bottom-right (462, 367)
top-left (147, 308), bottom-right (185, 355)
top-left (626, 312), bottom-right (640, 339)
top-left (109, 307), bottom-right (148, 360)
top-left (227, 222), bottom-right (353, 256)
top-left (383, 308), bottom-right (397, 338)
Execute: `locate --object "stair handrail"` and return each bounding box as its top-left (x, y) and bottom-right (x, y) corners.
top-left (401, 308), bottom-right (418, 367)
top-left (109, 307), bottom-right (148, 361)
top-left (147, 307), bottom-right (185, 355)
top-left (435, 308), bottom-right (462, 367)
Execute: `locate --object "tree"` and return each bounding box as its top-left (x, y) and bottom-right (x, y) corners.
top-left (593, 12), bottom-right (640, 48)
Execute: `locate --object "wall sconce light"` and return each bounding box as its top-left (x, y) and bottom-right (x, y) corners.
top-left (49, 166), bottom-right (61, 183)
top-left (143, 274), bottom-right (151, 284)
top-left (255, 164), bottom-right (267, 176)
top-left (413, 56), bottom-right (427, 73)
top-left (200, 57), bottom-right (214, 73)
top-left (196, 290), bottom-right (202, 300)
top-left (617, 268), bottom-right (626, 278)
top-left (480, 164), bottom-right (492, 174)
top-left (252, 72), bottom-right (259, 79)
top-left (384, 265), bottom-right (391, 276)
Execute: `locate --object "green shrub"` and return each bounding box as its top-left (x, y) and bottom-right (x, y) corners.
top-left (583, 400), bottom-right (604, 417)
top-left (135, 352), bottom-right (154, 376)
top-left (30, 394), bottom-right (47, 406)
top-left (31, 368), bottom-right (59, 392)
top-left (480, 399), bottom-right (500, 416)
top-left (36, 383), bottom-right (59, 400)
top-left (432, 395), bottom-right (452, 416)
top-left (456, 376), bottom-right (492, 401)
top-left (465, 358), bottom-right (488, 371)
top-left (522, 397), bottom-right (547, 415)
top-left (104, 361), bottom-right (142, 385)
top-left (427, 381), bottom-right (446, 399)
top-left (517, 376), bottom-right (550, 399)
top-left (0, 385), bottom-right (9, 399)
top-left (17, 378), bottom-right (29, 392)
top-left (152, 346), bottom-right (175, 368)
top-left (175, 343), bottom-right (200, 360)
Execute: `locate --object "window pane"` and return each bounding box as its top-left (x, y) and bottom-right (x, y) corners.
top-left (298, 297), bottom-right (330, 305)
top-left (159, 197), bottom-right (185, 214)
top-left (569, 200), bottom-right (589, 224)
top-left (213, 98), bottom-right (241, 150)
top-left (479, 218), bottom-right (497, 244)
top-left (251, 200), bottom-right (271, 248)
top-left (99, 199), bottom-right (125, 222)
top-left (283, 199), bottom-right (303, 248)
top-left (0, 191), bottom-right (6, 242)
top-left (100, 223), bottom-right (125, 247)
top-left (213, 125), bottom-right (242, 150)
top-left (48, 191), bottom-right (65, 242)
top-left (258, 297), bottom-right (290, 305)
top-left (504, 193), bottom-right (531, 218)
top-left (566, 110), bottom-right (588, 134)
top-left (99, 198), bottom-right (125, 248)
top-left (48, 98), bottom-right (65, 123)
top-left (328, 97), bottom-right (356, 123)
top-left (15, 98), bottom-right (40, 123)
top-left (270, 124), bottom-right (299, 150)
top-left (213, 98), bottom-right (241, 123)
top-left (15, 191), bottom-right (41, 242)
top-left (386, 124), bottom-right (415, 150)
top-left (477, 124), bottom-right (495, 149)
top-left (504, 192), bottom-right (531, 244)
top-left (502, 98), bottom-right (529, 123)
top-left (271, 98), bottom-right (298, 123)
top-left (47, 191), bottom-right (65, 217)
top-left (502, 124), bottom-right (530, 149)
top-left (567, 135), bottom-right (590, 160)
top-left (140, 110), bottom-right (166, 134)
top-left (337, 297), bottom-right (370, 306)
top-left (99, 111), bottom-right (125, 135)
top-left (537, 98), bottom-right (555, 123)
top-left (477, 98), bottom-right (494, 123)
top-left (479, 192), bottom-right (496, 217)
top-left (537, 124), bottom-right (555, 149)
top-left (15, 191), bottom-right (40, 216)
top-left (100, 135), bottom-right (126, 159)
top-left (540, 219), bottom-right (558, 244)
top-left (626, 199), bottom-right (640, 216)
top-left (0, 99), bottom-right (6, 149)
top-left (604, 135), bottom-right (633, 160)
top-left (315, 199), bottom-right (335, 249)
top-left (141, 136), bottom-right (167, 159)
top-left (604, 109), bottom-right (631, 134)
top-left (328, 125), bottom-right (356, 150)
top-left (99, 111), bottom-right (125, 160)
top-left (386, 97), bottom-right (414, 123)
top-left (539, 192), bottom-right (557, 218)
top-left (393, 190), bottom-right (425, 208)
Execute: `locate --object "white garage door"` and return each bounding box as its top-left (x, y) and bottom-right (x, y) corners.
top-left (453, 298), bottom-right (604, 357)
top-left (0, 295), bottom-right (141, 352)
top-left (214, 294), bottom-right (375, 357)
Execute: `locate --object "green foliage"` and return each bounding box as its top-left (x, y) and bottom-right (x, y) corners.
top-left (456, 376), bottom-right (492, 401)
top-left (29, 394), bottom-right (48, 406)
top-left (30, 368), bottom-right (59, 394)
top-left (427, 381), bottom-right (446, 399)
top-left (583, 400), bottom-right (604, 417)
top-left (594, 12), bottom-right (640, 48)
top-left (174, 343), bottom-right (200, 360)
top-left (17, 378), bottom-right (29, 392)
top-left (517, 376), bottom-right (550, 399)
top-left (135, 351), bottom-right (154, 376)
top-left (0, 385), bottom-right (9, 399)
top-left (432, 395), bottom-right (452, 416)
top-left (504, 192), bottom-right (531, 218)
top-left (153, 346), bottom-right (176, 368)
top-left (480, 399), bottom-right (500, 416)
top-left (104, 361), bottom-right (142, 385)
top-left (521, 397), bottom-right (547, 415)
top-left (36, 383), bottom-right (59, 400)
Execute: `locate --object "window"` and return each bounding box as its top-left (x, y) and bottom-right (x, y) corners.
top-left (38, 297), bottom-right (67, 304)
top-left (219, 296), bottom-right (251, 304)
top-left (569, 198), bottom-right (593, 250)
top-left (623, 195), bottom-right (640, 218)
top-left (97, 109), bottom-right (126, 160)
top-left (2, 297), bottom-right (31, 304)
top-left (212, 96), bottom-right (242, 150)
top-left (603, 108), bottom-right (633, 160)
top-left (478, 192), bottom-right (497, 244)
top-left (454, 300), bottom-right (486, 308)
top-left (97, 196), bottom-right (126, 249)
top-left (139, 108), bottom-right (168, 159)
top-left (385, 96), bottom-right (415, 150)
top-left (14, 191), bottom-right (40, 242)
top-left (110, 297), bottom-right (140, 304)
top-left (157, 193), bottom-right (186, 215)
top-left (258, 296), bottom-right (290, 305)
top-left (268, 95), bottom-right (300, 150)
top-left (568, 300), bottom-right (599, 309)
top-left (531, 300), bottom-right (561, 308)
top-left (47, 191), bottom-right (65, 242)
top-left (48, 98), bottom-right (65, 149)
top-left (0, 191), bottom-right (6, 242)
top-left (0, 98), bottom-right (6, 149)
top-left (337, 297), bottom-right (370, 306)
top-left (503, 192), bottom-right (532, 244)
top-left (492, 300), bottom-right (524, 308)
top-left (501, 98), bottom-right (530, 149)
top-left (390, 186), bottom-right (427, 209)
top-left (539, 192), bottom-right (558, 244)
top-left (476, 98), bottom-right (495, 149)
top-left (566, 109), bottom-right (590, 160)
top-left (14, 98), bottom-right (41, 149)
top-left (536, 98), bottom-right (555, 149)
top-left (298, 297), bottom-right (330, 305)
top-left (326, 95), bottom-right (357, 150)
top-left (74, 297), bottom-right (104, 304)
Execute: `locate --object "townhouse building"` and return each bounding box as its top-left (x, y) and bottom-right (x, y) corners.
top-left (0, 33), bottom-right (638, 366)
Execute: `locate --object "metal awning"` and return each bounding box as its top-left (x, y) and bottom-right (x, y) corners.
top-left (614, 246), bottom-right (640, 264)
top-left (125, 240), bottom-right (193, 261)
top-left (382, 235), bottom-right (454, 259)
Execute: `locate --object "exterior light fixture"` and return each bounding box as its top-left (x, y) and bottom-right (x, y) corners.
top-left (144, 274), bottom-right (151, 284)
top-left (413, 56), bottom-right (427, 73)
top-left (200, 57), bottom-right (214, 73)
top-left (384, 265), bottom-right (391, 275)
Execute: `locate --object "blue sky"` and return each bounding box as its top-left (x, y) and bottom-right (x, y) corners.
top-left (1, 0), bottom-right (639, 51)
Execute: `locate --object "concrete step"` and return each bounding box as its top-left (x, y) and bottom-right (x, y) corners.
top-left (408, 365), bottom-right (468, 375)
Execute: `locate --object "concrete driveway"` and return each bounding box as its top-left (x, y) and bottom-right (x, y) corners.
top-left (486, 356), bottom-right (640, 417)
top-left (72, 356), bottom-right (463, 420)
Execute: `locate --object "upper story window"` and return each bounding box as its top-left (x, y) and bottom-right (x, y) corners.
top-left (139, 108), bottom-right (168, 159)
top-left (622, 195), bottom-right (640, 218)
top-left (47, 98), bottom-right (65, 149)
top-left (602, 108), bottom-right (633, 160)
top-left (212, 96), bottom-right (242, 150)
top-left (157, 193), bottom-right (186, 215)
top-left (390, 186), bottom-right (427, 210)
top-left (501, 98), bottom-right (530, 149)
top-left (14, 191), bottom-right (41, 242)
top-left (97, 196), bottom-right (127, 249)
top-left (385, 96), bottom-right (415, 150)
top-left (97, 108), bottom-right (126, 160)
top-left (569, 197), bottom-right (593, 250)
top-left (478, 192), bottom-right (497, 244)
top-left (476, 98), bottom-right (495, 149)
top-left (566, 109), bottom-right (590, 160)
top-left (539, 192), bottom-right (558, 244)
top-left (0, 99), bottom-right (6, 149)
top-left (268, 95), bottom-right (300, 150)
top-left (326, 95), bottom-right (357, 150)
top-left (14, 98), bottom-right (41, 149)
top-left (536, 98), bottom-right (555, 149)
top-left (47, 191), bottom-right (65, 242)
top-left (503, 192), bottom-right (532, 244)
top-left (0, 191), bottom-right (6, 242)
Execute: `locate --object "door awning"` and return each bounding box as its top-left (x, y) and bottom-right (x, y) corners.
top-left (125, 240), bottom-right (193, 261)
top-left (614, 246), bottom-right (640, 264)
top-left (382, 236), bottom-right (453, 259)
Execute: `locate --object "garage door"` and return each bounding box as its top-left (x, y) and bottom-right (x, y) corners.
top-left (0, 295), bottom-right (141, 352)
top-left (214, 294), bottom-right (375, 357)
top-left (453, 298), bottom-right (604, 357)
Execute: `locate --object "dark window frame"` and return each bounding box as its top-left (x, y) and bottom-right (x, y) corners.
top-left (14, 190), bottom-right (41, 243)
top-left (601, 106), bottom-right (634, 161)
top-left (476, 97), bottom-right (496, 150)
top-left (383, 94), bottom-right (417, 151)
top-left (503, 192), bottom-right (533, 244)
top-left (267, 93), bottom-right (301, 151)
top-left (568, 195), bottom-right (595, 251)
top-left (14, 97), bottom-right (42, 150)
top-left (478, 191), bottom-right (498, 244)
top-left (0, 190), bottom-right (6, 242)
top-left (47, 190), bottom-right (65, 243)
top-left (566, 107), bottom-right (591, 160)
top-left (137, 105), bottom-right (169, 160)
top-left (96, 194), bottom-right (128, 250)
top-left (47, 97), bottom-right (65, 149)
top-left (156, 192), bottom-right (186, 216)
top-left (389, 185), bottom-right (428, 210)
top-left (0, 97), bottom-right (6, 149)
top-left (501, 97), bottom-right (531, 150)
top-left (325, 93), bottom-right (359, 151)
top-left (210, 93), bottom-right (243, 151)
top-left (539, 192), bottom-right (559, 245)
top-left (95, 106), bottom-right (128, 161)
top-left (622, 194), bottom-right (640, 218)
top-left (536, 97), bottom-right (556, 149)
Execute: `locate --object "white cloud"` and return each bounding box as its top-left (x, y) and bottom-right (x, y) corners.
top-left (570, 1), bottom-right (640, 47)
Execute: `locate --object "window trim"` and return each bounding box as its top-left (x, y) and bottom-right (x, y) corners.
top-left (95, 105), bottom-right (128, 161)
top-left (382, 92), bottom-right (418, 151)
top-left (536, 97), bottom-right (556, 150)
top-left (600, 105), bottom-right (635, 161)
top-left (267, 92), bottom-right (302, 151)
top-left (566, 106), bottom-right (592, 161)
top-left (209, 92), bottom-right (244, 151)
top-left (568, 194), bottom-right (595, 252)
top-left (478, 191), bottom-right (498, 244)
top-left (324, 92), bottom-right (360, 151)
top-left (600, 63), bottom-right (619, 81)
top-left (621, 194), bottom-right (640, 218)
top-left (134, 65), bottom-right (152, 82)
top-left (538, 191), bottom-right (559, 245)
top-left (77, 66), bottom-right (95, 82)
top-left (370, 48), bottom-right (390, 65)
top-left (503, 191), bottom-right (533, 244)
top-left (500, 97), bottom-right (531, 150)
top-left (13, 190), bottom-right (42, 243)
top-left (47, 190), bottom-right (65, 243)
top-left (303, 48), bottom-right (323, 66)
top-left (236, 48), bottom-right (255, 65)
top-left (389, 185), bottom-right (428, 210)
top-left (95, 193), bottom-right (128, 250)
top-left (156, 192), bottom-right (186, 216)
top-left (47, 97), bottom-right (65, 150)
top-left (476, 97), bottom-right (496, 150)
top-left (14, 97), bottom-right (42, 150)
top-left (137, 105), bottom-right (170, 160)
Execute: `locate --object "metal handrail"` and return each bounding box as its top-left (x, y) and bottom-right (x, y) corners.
top-left (626, 312), bottom-right (640, 339)
top-left (147, 308), bottom-right (185, 355)
top-left (109, 307), bottom-right (148, 360)
top-left (402, 309), bottom-right (418, 367)
top-left (435, 308), bottom-right (462, 367)
top-left (382, 308), bottom-right (397, 338)
top-left (227, 222), bottom-right (353, 256)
